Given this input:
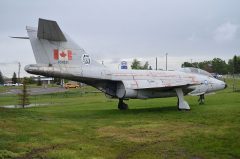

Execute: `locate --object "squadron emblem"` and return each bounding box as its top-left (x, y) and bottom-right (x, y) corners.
top-left (82, 54), bottom-right (91, 65)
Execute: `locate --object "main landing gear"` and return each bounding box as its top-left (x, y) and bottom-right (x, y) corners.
top-left (175, 88), bottom-right (190, 111)
top-left (118, 99), bottom-right (128, 110)
top-left (198, 94), bottom-right (205, 105)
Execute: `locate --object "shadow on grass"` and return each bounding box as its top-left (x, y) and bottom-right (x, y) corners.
top-left (92, 105), bottom-right (180, 117)
top-left (48, 105), bottom-right (180, 120)
top-left (121, 105), bottom-right (177, 113)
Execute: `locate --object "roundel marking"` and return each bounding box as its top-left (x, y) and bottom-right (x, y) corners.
top-left (82, 54), bottom-right (91, 65)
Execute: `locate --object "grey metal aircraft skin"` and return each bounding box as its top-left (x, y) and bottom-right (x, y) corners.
top-left (22, 19), bottom-right (227, 110)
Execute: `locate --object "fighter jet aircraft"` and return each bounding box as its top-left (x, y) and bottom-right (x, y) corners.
top-left (17, 19), bottom-right (227, 110)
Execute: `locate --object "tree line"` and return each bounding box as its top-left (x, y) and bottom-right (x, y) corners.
top-left (131, 59), bottom-right (152, 70)
top-left (0, 71), bottom-right (4, 84)
top-left (0, 70), bottom-right (62, 86)
top-left (0, 55), bottom-right (239, 85)
top-left (0, 71), bottom-right (39, 85)
top-left (181, 55), bottom-right (240, 74)
top-left (131, 55), bottom-right (240, 74)
top-left (0, 71), bottom-right (19, 85)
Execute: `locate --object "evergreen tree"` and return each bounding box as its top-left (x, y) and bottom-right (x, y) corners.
top-left (12, 72), bottom-right (17, 84)
top-left (131, 59), bottom-right (151, 70)
top-left (228, 55), bottom-right (240, 74)
top-left (18, 78), bottom-right (30, 108)
top-left (142, 61), bottom-right (149, 70)
top-left (0, 70), bottom-right (4, 84)
top-left (131, 59), bottom-right (141, 69)
top-left (232, 55), bottom-right (240, 74)
top-left (181, 62), bottom-right (193, 68)
top-left (211, 58), bottom-right (228, 74)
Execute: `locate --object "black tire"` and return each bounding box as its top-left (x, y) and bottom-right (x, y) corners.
top-left (118, 100), bottom-right (128, 110)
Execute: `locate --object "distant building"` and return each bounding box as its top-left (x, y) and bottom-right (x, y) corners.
top-left (33, 76), bottom-right (54, 85)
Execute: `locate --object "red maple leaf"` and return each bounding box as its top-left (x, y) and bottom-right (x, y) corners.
top-left (60, 52), bottom-right (66, 57)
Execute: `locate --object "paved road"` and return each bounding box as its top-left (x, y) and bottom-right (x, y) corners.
top-left (0, 87), bottom-right (67, 95)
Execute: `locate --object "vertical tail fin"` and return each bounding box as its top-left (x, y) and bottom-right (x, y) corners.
top-left (26, 18), bottom-right (102, 68)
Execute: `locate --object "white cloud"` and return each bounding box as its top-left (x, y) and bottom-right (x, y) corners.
top-left (214, 22), bottom-right (238, 42)
top-left (1, 1), bottom-right (240, 77)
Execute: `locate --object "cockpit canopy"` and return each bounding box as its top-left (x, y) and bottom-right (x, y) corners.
top-left (178, 67), bottom-right (213, 77)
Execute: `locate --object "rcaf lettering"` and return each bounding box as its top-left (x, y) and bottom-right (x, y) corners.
top-left (58, 61), bottom-right (69, 64)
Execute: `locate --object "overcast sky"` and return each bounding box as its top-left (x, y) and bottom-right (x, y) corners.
top-left (0, 0), bottom-right (239, 77)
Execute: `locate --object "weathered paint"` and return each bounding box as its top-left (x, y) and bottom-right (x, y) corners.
top-left (23, 19), bottom-right (227, 110)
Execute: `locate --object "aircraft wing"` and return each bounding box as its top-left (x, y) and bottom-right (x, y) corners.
top-left (121, 79), bottom-right (199, 90)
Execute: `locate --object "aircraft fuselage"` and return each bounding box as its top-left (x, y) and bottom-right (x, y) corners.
top-left (25, 64), bottom-right (226, 99)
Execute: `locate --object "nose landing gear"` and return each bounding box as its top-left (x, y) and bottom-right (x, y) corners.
top-left (198, 94), bottom-right (205, 105)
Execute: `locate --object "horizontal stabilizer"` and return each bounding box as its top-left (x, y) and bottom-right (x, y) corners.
top-left (37, 18), bottom-right (67, 41)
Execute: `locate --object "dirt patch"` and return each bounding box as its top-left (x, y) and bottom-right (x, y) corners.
top-left (15, 144), bottom-right (62, 159)
top-left (98, 122), bottom-right (196, 159)
top-left (115, 139), bottom-right (184, 159)
top-left (98, 122), bottom-right (195, 143)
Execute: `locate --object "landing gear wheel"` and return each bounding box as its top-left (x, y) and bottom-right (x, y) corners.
top-left (198, 94), bottom-right (205, 105)
top-left (118, 99), bottom-right (128, 110)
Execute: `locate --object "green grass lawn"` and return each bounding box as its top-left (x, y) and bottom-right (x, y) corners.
top-left (0, 81), bottom-right (240, 159)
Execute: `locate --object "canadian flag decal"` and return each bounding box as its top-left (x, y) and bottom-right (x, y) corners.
top-left (54, 49), bottom-right (72, 60)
